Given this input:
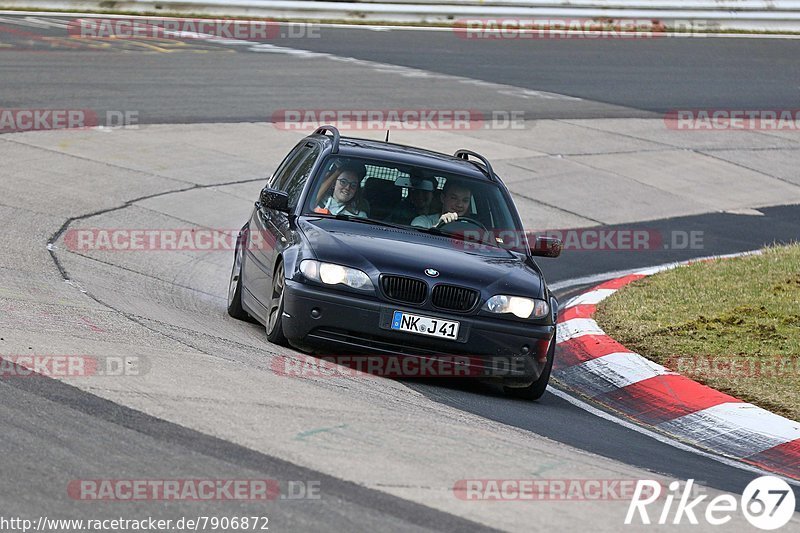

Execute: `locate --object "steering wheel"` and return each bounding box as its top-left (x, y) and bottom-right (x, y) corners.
top-left (436, 217), bottom-right (491, 244)
top-left (437, 216), bottom-right (487, 230)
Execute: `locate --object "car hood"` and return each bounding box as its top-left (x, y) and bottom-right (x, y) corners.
top-left (299, 218), bottom-right (544, 297)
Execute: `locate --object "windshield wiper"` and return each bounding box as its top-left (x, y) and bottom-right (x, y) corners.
top-left (414, 224), bottom-right (477, 244)
top-left (310, 212), bottom-right (410, 230)
top-left (310, 212), bottom-right (505, 249)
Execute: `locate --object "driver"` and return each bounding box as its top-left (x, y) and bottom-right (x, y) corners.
top-left (411, 179), bottom-right (471, 229)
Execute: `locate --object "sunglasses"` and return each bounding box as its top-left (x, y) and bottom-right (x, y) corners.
top-left (336, 178), bottom-right (359, 190)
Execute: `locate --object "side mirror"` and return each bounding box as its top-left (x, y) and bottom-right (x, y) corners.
top-left (260, 187), bottom-right (290, 212)
top-left (530, 236), bottom-right (562, 258)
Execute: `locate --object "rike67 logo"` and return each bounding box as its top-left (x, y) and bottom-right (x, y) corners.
top-left (626, 477), bottom-right (796, 530)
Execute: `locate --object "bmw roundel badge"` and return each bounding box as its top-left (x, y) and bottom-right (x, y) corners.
top-left (424, 268), bottom-right (439, 277)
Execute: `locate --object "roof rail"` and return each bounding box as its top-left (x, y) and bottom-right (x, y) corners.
top-left (314, 125), bottom-right (341, 154)
top-left (454, 150), bottom-right (496, 182)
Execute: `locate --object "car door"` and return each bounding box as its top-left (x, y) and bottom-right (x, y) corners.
top-left (244, 141), bottom-right (321, 313)
top-left (243, 143), bottom-right (306, 316)
top-left (265, 141), bottom-right (321, 278)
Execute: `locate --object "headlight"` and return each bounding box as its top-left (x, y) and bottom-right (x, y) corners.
top-left (484, 295), bottom-right (549, 319)
top-left (299, 260), bottom-right (372, 290)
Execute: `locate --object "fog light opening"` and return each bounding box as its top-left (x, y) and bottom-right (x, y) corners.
top-left (310, 308), bottom-right (321, 319)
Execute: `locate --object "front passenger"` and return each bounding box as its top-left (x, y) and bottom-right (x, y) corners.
top-left (314, 163), bottom-right (369, 218)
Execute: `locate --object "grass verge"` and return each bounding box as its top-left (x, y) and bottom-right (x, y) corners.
top-left (595, 244), bottom-right (800, 422)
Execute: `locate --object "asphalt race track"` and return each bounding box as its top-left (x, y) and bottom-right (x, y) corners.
top-left (1, 12), bottom-right (800, 532)
top-left (3, 14), bottom-right (800, 122)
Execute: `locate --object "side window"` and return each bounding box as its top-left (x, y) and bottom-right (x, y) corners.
top-left (284, 143), bottom-right (321, 208)
top-left (269, 143), bottom-right (306, 190)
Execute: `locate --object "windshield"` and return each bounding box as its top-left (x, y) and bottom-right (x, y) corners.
top-left (303, 155), bottom-right (525, 249)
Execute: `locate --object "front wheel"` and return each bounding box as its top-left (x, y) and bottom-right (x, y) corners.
top-left (503, 333), bottom-right (555, 401)
top-left (227, 230), bottom-right (249, 320)
top-left (266, 261), bottom-right (289, 346)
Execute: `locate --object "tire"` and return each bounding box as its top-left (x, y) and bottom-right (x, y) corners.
top-left (503, 331), bottom-right (556, 401)
top-left (227, 229), bottom-right (249, 320)
top-left (266, 260), bottom-right (289, 346)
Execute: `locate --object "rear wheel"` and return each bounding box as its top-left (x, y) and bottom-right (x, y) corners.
top-left (503, 332), bottom-right (555, 401)
top-left (227, 230), bottom-right (249, 320)
top-left (266, 261), bottom-right (289, 346)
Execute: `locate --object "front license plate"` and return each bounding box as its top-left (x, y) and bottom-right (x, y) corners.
top-left (390, 310), bottom-right (460, 340)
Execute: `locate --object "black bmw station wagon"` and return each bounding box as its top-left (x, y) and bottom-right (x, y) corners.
top-left (227, 126), bottom-right (561, 400)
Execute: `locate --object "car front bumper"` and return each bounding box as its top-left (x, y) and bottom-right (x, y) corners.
top-left (281, 280), bottom-right (555, 383)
